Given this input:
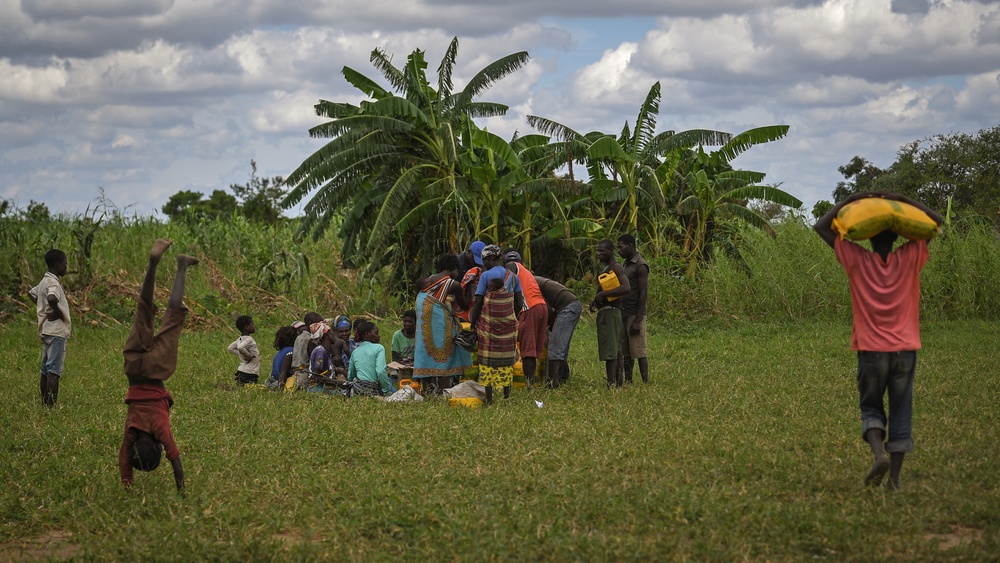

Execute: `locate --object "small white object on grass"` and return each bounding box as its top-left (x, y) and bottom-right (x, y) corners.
top-left (534, 400), bottom-right (543, 408)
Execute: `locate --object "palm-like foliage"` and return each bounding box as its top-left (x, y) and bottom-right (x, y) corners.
top-left (674, 125), bottom-right (801, 278)
top-left (282, 38), bottom-right (529, 285)
top-left (528, 82), bottom-right (732, 249)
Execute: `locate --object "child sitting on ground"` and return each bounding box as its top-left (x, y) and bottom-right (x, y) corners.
top-left (228, 315), bottom-right (260, 386)
top-left (346, 321), bottom-right (395, 397)
top-left (118, 238), bottom-right (197, 492)
top-left (266, 325), bottom-right (298, 388)
top-left (391, 309), bottom-right (417, 365)
top-left (333, 315), bottom-right (353, 366)
top-left (290, 313), bottom-right (322, 390)
top-left (306, 321), bottom-right (348, 392)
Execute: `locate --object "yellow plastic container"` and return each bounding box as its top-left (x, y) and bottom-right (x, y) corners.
top-left (449, 397), bottom-right (483, 409)
top-left (598, 272), bottom-right (621, 301)
top-left (512, 359), bottom-right (525, 388)
top-left (832, 198), bottom-right (939, 241)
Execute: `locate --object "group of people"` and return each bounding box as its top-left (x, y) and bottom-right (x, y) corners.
top-left (229, 312), bottom-right (410, 399)
top-left (410, 242), bottom-right (593, 404)
top-left (28, 190), bottom-right (940, 491)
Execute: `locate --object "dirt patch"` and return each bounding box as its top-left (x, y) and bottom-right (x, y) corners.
top-left (924, 524), bottom-right (982, 550)
top-left (0, 530), bottom-right (81, 561)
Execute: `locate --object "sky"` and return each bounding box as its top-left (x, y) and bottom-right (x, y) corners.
top-left (2, 0), bottom-right (999, 219)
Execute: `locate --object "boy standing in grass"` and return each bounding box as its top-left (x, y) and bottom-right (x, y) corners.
top-left (814, 192), bottom-right (943, 490)
top-left (28, 249), bottom-right (71, 407)
top-left (228, 315), bottom-right (260, 385)
top-left (591, 239), bottom-right (630, 388)
top-left (118, 239), bottom-right (198, 492)
top-left (616, 234), bottom-right (650, 384)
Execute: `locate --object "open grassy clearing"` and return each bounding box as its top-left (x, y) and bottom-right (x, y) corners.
top-left (0, 319), bottom-right (997, 561)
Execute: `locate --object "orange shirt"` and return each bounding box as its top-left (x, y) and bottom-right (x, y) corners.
top-left (834, 238), bottom-right (929, 352)
top-left (511, 263), bottom-right (545, 310)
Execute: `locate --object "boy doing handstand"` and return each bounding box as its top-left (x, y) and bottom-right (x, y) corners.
top-left (118, 239), bottom-right (198, 492)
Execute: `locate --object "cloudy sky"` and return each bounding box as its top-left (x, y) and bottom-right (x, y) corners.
top-left (2, 0), bottom-right (998, 219)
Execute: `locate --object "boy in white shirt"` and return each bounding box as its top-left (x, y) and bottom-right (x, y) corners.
top-left (28, 249), bottom-right (71, 407)
top-left (228, 315), bottom-right (260, 385)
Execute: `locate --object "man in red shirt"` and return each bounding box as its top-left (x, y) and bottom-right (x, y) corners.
top-left (118, 238), bottom-right (198, 493)
top-left (814, 192), bottom-right (943, 490)
top-left (504, 250), bottom-right (548, 387)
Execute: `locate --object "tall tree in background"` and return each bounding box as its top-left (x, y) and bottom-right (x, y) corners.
top-left (674, 126), bottom-right (801, 278)
top-left (282, 37), bottom-right (529, 283)
top-left (230, 160), bottom-right (287, 226)
top-left (815, 125), bottom-right (1000, 225)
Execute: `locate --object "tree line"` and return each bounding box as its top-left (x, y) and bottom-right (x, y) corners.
top-left (277, 37), bottom-right (800, 288)
top-left (152, 37), bottom-right (998, 293)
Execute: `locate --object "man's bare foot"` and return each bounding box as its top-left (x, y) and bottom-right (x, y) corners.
top-left (150, 239), bottom-right (173, 262)
top-left (865, 455), bottom-right (890, 487)
top-left (177, 255), bottom-right (199, 268)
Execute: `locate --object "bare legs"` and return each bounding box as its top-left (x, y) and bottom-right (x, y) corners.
top-left (142, 239), bottom-right (172, 305)
top-left (522, 357), bottom-right (536, 387)
top-left (42, 374), bottom-right (58, 407)
top-left (605, 359), bottom-right (623, 388)
top-left (171, 255), bottom-right (198, 309)
top-left (143, 239), bottom-right (197, 310)
top-left (888, 452), bottom-right (905, 490)
top-left (864, 428), bottom-right (890, 487)
top-left (624, 357), bottom-right (649, 384)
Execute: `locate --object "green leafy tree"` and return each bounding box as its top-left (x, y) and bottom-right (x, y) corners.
top-left (161, 190), bottom-right (237, 223)
top-left (528, 83), bottom-right (730, 253)
top-left (823, 125), bottom-right (1000, 224)
top-left (230, 160), bottom-right (287, 226)
top-left (674, 125), bottom-right (801, 279)
top-left (282, 37), bottom-right (529, 285)
top-left (26, 200), bottom-right (51, 223)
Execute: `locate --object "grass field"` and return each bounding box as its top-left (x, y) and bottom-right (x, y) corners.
top-left (1, 318), bottom-right (997, 561)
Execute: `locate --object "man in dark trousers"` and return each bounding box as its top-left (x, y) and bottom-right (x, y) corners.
top-left (534, 275), bottom-right (581, 388)
top-left (814, 192), bottom-right (942, 490)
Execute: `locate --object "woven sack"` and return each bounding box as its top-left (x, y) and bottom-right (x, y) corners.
top-left (831, 198), bottom-right (938, 241)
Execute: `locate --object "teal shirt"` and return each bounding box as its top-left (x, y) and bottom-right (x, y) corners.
top-left (347, 341), bottom-right (394, 395)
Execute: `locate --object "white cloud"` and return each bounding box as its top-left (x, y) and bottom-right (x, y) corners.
top-left (1, 0), bottom-right (999, 217)
top-left (0, 58), bottom-right (68, 102)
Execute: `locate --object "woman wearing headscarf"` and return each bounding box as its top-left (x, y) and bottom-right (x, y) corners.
top-left (468, 245), bottom-right (524, 404)
top-left (412, 253), bottom-right (472, 393)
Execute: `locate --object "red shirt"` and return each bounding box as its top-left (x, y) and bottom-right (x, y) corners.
top-left (510, 263), bottom-right (545, 310)
top-left (835, 238), bottom-right (929, 352)
top-left (118, 384), bottom-right (180, 484)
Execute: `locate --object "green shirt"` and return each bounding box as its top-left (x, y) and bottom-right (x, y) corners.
top-left (347, 341), bottom-right (394, 395)
top-left (391, 330), bottom-right (415, 362)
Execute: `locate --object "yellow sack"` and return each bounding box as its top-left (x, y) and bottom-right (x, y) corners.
top-left (832, 198), bottom-right (939, 241)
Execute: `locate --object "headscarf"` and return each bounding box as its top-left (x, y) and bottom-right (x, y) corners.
top-left (481, 244), bottom-right (502, 263)
top-left (309, 322), bottom-right (330, 341)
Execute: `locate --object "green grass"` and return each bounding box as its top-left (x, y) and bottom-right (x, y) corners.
top-left (1, 319), bottom-right (997, 560)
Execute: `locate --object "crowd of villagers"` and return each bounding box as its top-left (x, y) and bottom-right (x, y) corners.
top-left (258, 241), bottom-right (595, 405)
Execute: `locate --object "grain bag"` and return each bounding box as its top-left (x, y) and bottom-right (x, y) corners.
top-left (831, 198), bottom-right (939, 241)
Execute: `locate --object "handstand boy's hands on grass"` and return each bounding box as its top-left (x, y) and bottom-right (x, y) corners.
top-left (118, 239), bottom-right (197, 494)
